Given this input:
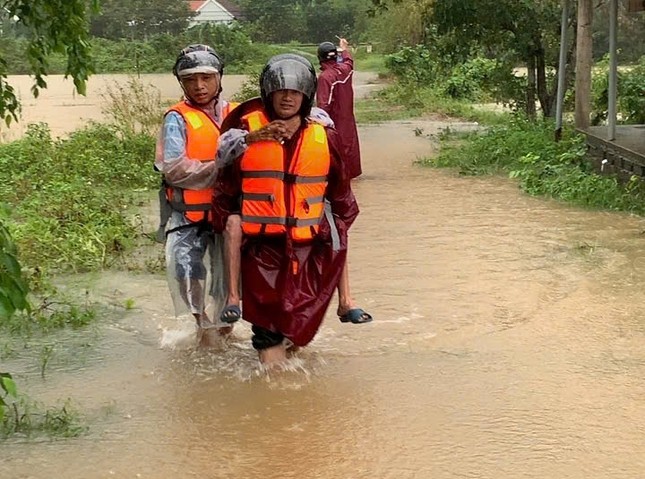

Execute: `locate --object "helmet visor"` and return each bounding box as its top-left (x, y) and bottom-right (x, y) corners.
top-left (262, 59), bottom-right (315, 97)
top-left (176, 51), bottom-right (222, 78)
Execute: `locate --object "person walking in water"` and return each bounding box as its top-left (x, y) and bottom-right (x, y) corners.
top-left (316, 37), bottom-right (361, 179)
top-left (316, 37), bottom-right (372, 325)
top-left (155, 44), bottom-right (241, 348)
top-left (213, 54), bottom-right (360, 365)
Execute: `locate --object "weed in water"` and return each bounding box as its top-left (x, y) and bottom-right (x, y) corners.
top-left (574, 241), bottom-right (597, 256)
top-left (1, 395), bottom-right (87, 440)
top-left (39, 345), bottom-right (54, 379)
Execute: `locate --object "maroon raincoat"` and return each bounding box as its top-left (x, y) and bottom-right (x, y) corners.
top-left (213, 116), bottom-right (359, 346)
top-left (316, 50), bottom-right (362, 179)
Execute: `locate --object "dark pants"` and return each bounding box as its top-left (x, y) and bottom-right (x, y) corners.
top-left (251, 325), bottom-right (284, 350)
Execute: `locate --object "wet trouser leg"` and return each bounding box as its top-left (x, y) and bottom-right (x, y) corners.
top-left (251, 325), bottom-right (284, 350)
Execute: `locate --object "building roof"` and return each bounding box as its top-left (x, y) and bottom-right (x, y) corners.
top-left (188, 1), bottom-right (205, 11)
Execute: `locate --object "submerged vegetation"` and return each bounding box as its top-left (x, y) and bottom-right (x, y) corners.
top-left (0, 78), bottom-right (163, 440)
top-left (1, 227), bottom-right (88, 440)
top-left (1, 372), bottom-right (86, 439)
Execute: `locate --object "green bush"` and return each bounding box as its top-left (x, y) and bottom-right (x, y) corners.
top-left (592, 55), bottom-right (645, 125)
top-left (385, 45), bottom-right (526, 107)
top-left (385, 45), bottom-right (440, 85)
top-left (0, 123), bottom-right (157, 274)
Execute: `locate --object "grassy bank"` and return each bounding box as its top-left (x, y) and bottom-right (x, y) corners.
top-left (354, 70), bottom-right (645, 217)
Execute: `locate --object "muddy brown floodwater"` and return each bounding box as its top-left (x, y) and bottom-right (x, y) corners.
top-left (1, 75), bottom-right (644, 479)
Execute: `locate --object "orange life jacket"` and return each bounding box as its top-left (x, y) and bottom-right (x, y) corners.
top-left (164, 100), bottom-right (238, 223)
top-left (240, 110), bottom-right (330, 242)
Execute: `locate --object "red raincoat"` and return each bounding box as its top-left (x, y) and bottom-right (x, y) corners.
top-left (316, 50), bottom-right (362, 179)
top-left (213, 115), bottom-right (359, 346)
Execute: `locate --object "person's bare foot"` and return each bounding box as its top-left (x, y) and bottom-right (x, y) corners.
top-left (258, 344), bottom-right (287, 366)
top-left (284, 339), bottom-right (300, 356)
top-left (218, 325), bottom-right (234, 337)
top-left (196, 326), bottom-right (220, 349)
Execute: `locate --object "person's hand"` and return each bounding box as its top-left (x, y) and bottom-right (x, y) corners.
top-left (338, 38), bottom-right (349, 51)
top-left (245, 117), bottom-right (303, 145)
top-left (280, 116), bottom-right (302, 142)
top-left (245, 121), bottom-right (287, 144)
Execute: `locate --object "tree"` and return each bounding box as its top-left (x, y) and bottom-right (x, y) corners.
top-left (371, 0), bottom-right (577, 119)
top-left (303, 0), bottom-right (373, 43)
top-left (238, 0), bottom-right (372, 43)
top-left (365, 0), bottom-right (434, 51)
top-left (432, 0), bottom-right (570, 119)
top-left (90, 0), bottom-right (194, 40)
top-left (0, 0), bottom-right (98, 125)
top-left (238, 0), bottom-right (307, 43)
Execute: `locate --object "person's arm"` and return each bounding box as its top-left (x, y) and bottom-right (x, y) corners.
top-left (216, 115), bottom-right (296, 170)
top-left (154, 112), bottom-right (219, 189)
top-left (309, 107), bottom-right (335, 128)
top-left (339, 50), bottom-right (354, 70)
top-left (215, 128), bottom-right (248, 169)
top-left (338, 38), bottom-right (354, 70)
top-left (212, 160), bottom-right (243, 234)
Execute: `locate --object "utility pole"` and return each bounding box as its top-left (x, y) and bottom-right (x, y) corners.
top-left (555, 0), bottom-right (570, 141)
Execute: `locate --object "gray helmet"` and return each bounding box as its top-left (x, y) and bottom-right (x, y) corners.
top-left (173, 44), bottom-right (224, 79)
top-left (259, 54), bottom-right (317, 117)
top-left (317, 42), bottom-right (337, 62)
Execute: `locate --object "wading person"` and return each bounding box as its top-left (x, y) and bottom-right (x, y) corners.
top-left (213, 54), bottom-right (360, 365)
top-left (155, 44), bottom-right (241, 348)
top-left (316, 37), bottom-right (372, 325)
top-left (316, 38), bottom-right (361, 179)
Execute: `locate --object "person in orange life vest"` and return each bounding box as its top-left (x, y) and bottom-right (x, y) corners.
top-left (154, 44), bottom-right (241, 347)
top-left (316, 38), bottom-right (373, 326)
top-left (213, 54), bottom-right (360, 365)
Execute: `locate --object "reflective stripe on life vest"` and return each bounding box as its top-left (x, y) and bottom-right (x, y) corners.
top-left (239, 110), bottom-right (330, 242)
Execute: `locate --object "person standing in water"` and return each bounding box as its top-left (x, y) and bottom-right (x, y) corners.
top-left (316, 37), bottom-right (372, 325)
top-left (155, 44), bottom-right (241, 348)
top-left (213, 54), bottom-right (360, 365)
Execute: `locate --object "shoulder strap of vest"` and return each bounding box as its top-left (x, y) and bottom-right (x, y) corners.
top-left (168, 101), bottom-right (222, 133)
top-left (166, 100), bottom-right (190, 116)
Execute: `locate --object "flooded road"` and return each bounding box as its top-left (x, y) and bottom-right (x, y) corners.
top-left (1, 85), bottom-right (645, 478)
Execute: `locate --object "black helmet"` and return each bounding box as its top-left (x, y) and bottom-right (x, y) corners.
top-left (172, 44), bottom-right (224, 79)
top-left (317, 42), bottom-right (337, 62)
top-left (259, 54), bottom-right (317, 117)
